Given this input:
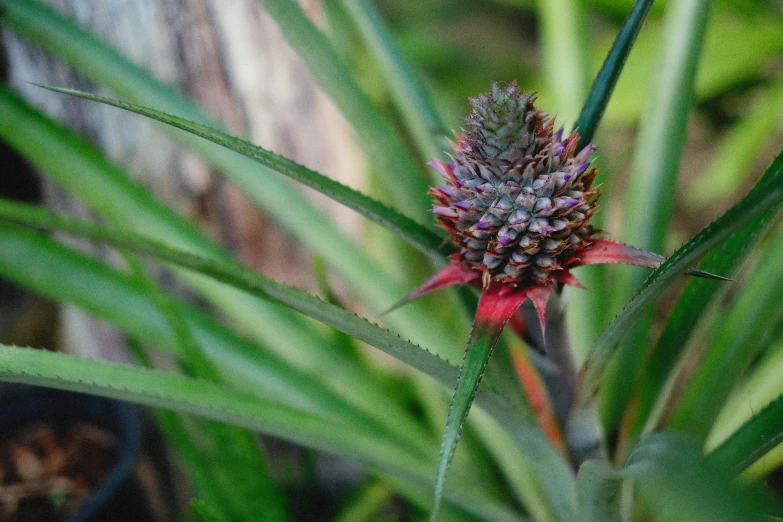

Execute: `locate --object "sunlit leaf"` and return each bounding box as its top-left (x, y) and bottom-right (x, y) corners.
top-left (709, 394), bottom-right (783, 473)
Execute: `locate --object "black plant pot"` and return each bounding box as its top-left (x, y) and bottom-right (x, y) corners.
top-left (0, 385), bottom-right (141, 522)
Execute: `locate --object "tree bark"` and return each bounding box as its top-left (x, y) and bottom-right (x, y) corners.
top-left (2, 0), bottom-right (364, 360)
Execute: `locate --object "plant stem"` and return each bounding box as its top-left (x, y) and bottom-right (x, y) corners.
top-left (525, 289), bottom-right (607, 467)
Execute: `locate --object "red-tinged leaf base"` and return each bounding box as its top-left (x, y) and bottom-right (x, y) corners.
top-left (576, 238), bottom-right (664, 268)
top-left (432, 291), bottom-right (523, 519)
top-left (575, 238), bottom-right (727, 280)
top-left (432, 283), bottom-right (542, 520)
top-left (384, 259), bottom-right (479, 314)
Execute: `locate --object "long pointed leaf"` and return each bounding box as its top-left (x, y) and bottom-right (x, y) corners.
top-left (668, 225), bottom-right (783, 440)
top-left (432, 286), bottom-right (529, 520)
top-left (0, 88), bottom-right (440, 441)
top-left (0, 345), bottom-right (522, 522)
top-left (619, 204), bottom-right (780, 455)
top-left (573, 0), bottom-right (655, 147)
top-left (604, 0), bottom-right (713, 430)
top-left (337, 0), bottom-right (449, 163)
top-left (708, 394), bottom-right (783, 473)
top-left (0, 66), bottom-right (374, 383)
top-left (0, 200), bottom-right (516, 423)
top-left (578, 149), bottom-right (783, 406)
top-left (0, 223), bottom-right (436, 455)
top-left (35, 85), bottom-right (445, 263)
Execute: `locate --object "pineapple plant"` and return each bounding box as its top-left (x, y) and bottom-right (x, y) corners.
top-left (395, 81), bottom-right (723, 516)
top-left (0, 0), bottom-right (782, 521)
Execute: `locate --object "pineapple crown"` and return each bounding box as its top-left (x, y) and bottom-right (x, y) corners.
top-left (463, 82), bottom-right (548, 166)
top-left (429, 82), bottom-right (599, 288)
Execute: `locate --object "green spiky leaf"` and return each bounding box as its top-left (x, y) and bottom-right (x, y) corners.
top-left (0, 345), bottom-right (520, 522)
top-left (578, 149), bottom-right (783, 406)
top-left (36, 85), bottom-right (446, 263)
top-left (621, 204), bottom-right (780, 452)
top-left (432, 285), bottom-right (530, 520)
top-left (604, 0), bottom-right (713, 429)
top-left (669, 225), bottom-right (783, 440)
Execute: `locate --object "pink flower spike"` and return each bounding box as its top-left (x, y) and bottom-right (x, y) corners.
top-left (524, 285), bottom-right (552, 346)
top-left (384, 263), bottom-right (479, 315)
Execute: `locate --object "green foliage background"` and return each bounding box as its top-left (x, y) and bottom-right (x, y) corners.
top-left (0, 0), bottom-right (782, 520)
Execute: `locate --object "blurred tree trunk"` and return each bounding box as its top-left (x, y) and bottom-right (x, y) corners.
top-left (2, 0), bottom-right (363, 360)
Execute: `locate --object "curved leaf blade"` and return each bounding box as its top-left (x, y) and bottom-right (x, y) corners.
top-left (573, 0), bottom-right (655, 147)
top-left (432, 287), bottom-right (529, 520)
top-left (624, 432), bottom-right (781, 522)
top-left (604, 0), bottom-right (713, 429)
top-left (0, 200), bottom-right (459, 389)
top-left (578, 149), bottom-right (783, 406)
top-left (709, 394), bottom-right (783, 473)
top-left (36, 85), bottom-right (446, 263)
top-left (618, 205), bottom-right (780, 454)
top-left (575, 460), bottom-right (623, 522)
top-left (0, 223), bottom-right (429, 451)
top-left (337, 0), bottom-right (449, 163)
top-left (0, 201), bottom-right (538, 441)
top-left (0, 87), bottom-right (451, 434)
top-left (668, 225), bottom-right (783, 440)
top-left (0, 345), bottom-right (522, 522)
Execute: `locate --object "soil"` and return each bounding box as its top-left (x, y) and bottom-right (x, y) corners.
top-left (0, 422), bottom-right (118, 522)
